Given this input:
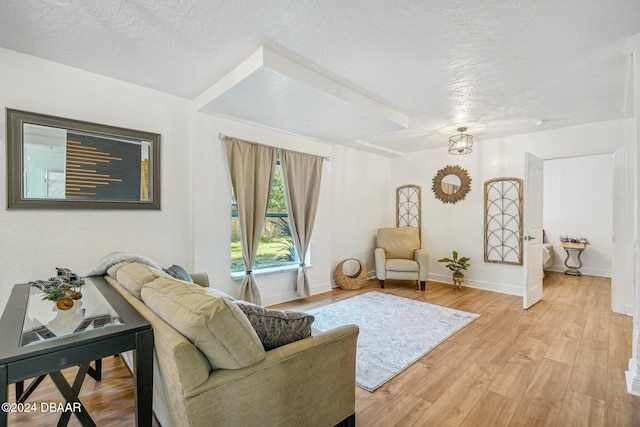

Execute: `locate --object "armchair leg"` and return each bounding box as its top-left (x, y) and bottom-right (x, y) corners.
top-left (420, 281), bottom-right (426, 291)
top-left (379, 280), bottom-right (385, 288)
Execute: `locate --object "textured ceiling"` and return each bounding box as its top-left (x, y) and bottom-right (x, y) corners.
top-left (1, 0), bottom-right (639, 154)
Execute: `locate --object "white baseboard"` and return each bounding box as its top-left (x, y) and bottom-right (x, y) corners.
top-left (428, 273), bottom-right (523, 296)
top-left (623, 305), bottom-right (634, 316)
top-left (262, 281), bottom-right (332, 306)
top-left (546, 264), bottom-right (611, 277)
top-left (626, 358), bottom-right (640, 396)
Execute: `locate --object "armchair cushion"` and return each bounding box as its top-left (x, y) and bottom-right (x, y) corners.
top-left (386, 258), bottom-right (419, 272)
top-left (376, 227), bottom-right (420, 259)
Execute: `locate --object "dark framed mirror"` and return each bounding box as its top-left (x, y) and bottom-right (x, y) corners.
top-left (431, 165), bottom-right (471, 204)
top-left (6, 109), bottom-right (160, 209)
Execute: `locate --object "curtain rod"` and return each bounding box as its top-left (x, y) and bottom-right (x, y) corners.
top-left (218, 132), bottom-right (330, 161)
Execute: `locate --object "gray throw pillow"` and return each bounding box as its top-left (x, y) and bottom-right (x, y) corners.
top-left (234, 302), bottom-right (314, 351)
top-left (163, 264), bottom-right (194, 283)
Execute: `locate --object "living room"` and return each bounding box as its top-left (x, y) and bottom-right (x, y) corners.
top-left (1, 1), bottom-right (640, 425)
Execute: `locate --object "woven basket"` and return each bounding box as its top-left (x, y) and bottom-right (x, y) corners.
top-left (334, 258), bottom-right (367, 290)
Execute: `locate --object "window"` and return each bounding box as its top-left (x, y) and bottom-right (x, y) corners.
top-left (231, 162), bottom-right (298, 272)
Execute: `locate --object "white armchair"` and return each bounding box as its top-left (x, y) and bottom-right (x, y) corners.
top-left (375, 227), bottom-right (428, 290)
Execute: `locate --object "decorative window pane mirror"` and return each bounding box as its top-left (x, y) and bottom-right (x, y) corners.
top-left (484, 177), bottom-right (523, 265)
top-left (396, 184), bottom-right (421, 241)
top-left (6, 109), bottom-right (161, 209)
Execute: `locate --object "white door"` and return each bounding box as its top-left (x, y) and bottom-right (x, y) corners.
top-left (523, 152), bottom-right (544, 309)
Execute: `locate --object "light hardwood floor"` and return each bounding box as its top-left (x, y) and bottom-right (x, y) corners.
top-left (9, 272), bottom-right (639, 426)
top-left (276, 272), bottom-right (639, 427)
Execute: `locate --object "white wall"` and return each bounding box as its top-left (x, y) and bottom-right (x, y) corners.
top-left (390, 119), bottom-right (634, 302)
top-left (330, 145), bottom-right (392, 279)
top-left (0, 48), bottom-right (194, 310)
top-left (543, 154), bottom-right (613, 277)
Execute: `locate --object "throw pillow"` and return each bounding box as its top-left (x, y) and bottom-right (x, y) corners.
top-left (141, 278), bottom-right (266, 370)
top-left (163, 264), bottom-right (194, 283)
top-left (233, 301), bottom-right (314, 351)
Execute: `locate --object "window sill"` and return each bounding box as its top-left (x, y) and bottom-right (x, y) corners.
top-left (230, 264), bottom-right (311, 281)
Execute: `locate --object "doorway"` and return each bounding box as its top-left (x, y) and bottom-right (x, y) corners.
top-left (526, 151), bottom-right (628, 314)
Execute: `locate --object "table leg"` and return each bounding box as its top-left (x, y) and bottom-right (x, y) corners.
top-left (0, 364), bottom-right (7, 427)
top-left (50, 363), bottom-right (96, 427)
top-left (87, 359), bottom-right (102, 382)
top-left (135, 329), bottom-right (154, 427)
top-left (16, 375), bottom-right (46, 403)
top-left (563, 248), bottom-right (584, 276)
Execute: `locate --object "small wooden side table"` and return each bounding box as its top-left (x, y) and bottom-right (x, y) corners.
top-left (561, 242), bottom-right (588, 276)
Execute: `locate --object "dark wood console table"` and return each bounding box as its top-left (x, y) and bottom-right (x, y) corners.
top-left (0, 277), bottom-right (153, 426)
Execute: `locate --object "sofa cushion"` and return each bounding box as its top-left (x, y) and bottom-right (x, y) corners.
top-left (233, 301), bottom-right (314, 351)
top-left (106, 260), bottom-right (133, 279)
top-left (115, 261), bottom-right (164, 299)
top-left (204, 287), bottom-right (237, 301)
top-left (141, 277), bottom-right (266, 369)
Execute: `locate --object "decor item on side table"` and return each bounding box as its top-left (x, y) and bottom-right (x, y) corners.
top-left (30, 267), bottom-right (85, 310)
top-left (334, 258), bottom-right (368, 290)
top-left (438, 251), bottom-right (471, 289)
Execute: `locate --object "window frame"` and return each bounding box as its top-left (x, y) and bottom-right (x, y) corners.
top-left (230, 160), bottom-right (303, 274)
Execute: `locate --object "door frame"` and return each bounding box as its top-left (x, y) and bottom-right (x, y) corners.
top-left (524, 149), bottom-right (628, 313)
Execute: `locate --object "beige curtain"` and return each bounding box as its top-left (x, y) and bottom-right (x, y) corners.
top-left (280, 149), bottom-right (324, 297)
top-left (224, 137), bottom-right (277, 305)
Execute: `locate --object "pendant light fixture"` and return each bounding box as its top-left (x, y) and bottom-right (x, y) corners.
top-left (448, 127), bottom-right (473, 155)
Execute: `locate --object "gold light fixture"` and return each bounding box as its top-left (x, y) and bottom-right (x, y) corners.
top-left (448, 127), bottom-right (473, 155)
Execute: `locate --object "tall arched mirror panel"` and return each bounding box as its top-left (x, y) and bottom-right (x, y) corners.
top-left (484, 177), bottom-right (523, 265)
top-left (396, 184), bottom-right (422, 241)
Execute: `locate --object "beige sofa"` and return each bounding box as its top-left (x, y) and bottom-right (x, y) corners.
top-left (103, 261), bottom-right (358, 427)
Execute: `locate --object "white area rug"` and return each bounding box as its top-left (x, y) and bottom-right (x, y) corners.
top-left (307, 291), bottom-right (479, 392)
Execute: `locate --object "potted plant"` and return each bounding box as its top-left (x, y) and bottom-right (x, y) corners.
top-left (438, 251), bottom-right (471, 289)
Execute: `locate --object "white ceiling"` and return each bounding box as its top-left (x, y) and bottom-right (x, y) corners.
top-left (1, 0), bottom-right (639, 155)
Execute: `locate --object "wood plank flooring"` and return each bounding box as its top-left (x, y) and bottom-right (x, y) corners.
top-left (7, 272), bottom-right (639, 426)
top-left (274, 272), bottom-right (640, 427)
top-left (7, 355), bottom-right (160, 426)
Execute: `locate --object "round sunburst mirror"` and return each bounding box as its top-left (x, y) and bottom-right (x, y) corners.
top-left (432, 165), bottom-right (472, 204)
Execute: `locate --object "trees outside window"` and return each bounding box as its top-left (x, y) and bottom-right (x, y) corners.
top-left (231, 163), bottom-right (298, 272)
